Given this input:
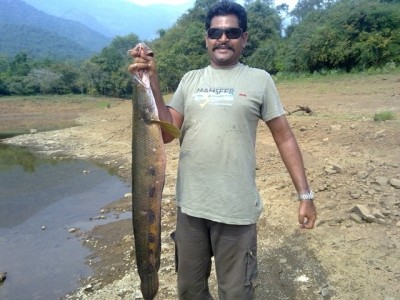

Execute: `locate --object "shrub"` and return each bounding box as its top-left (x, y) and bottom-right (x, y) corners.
top-left (373, 111), bottom-right (396, 122)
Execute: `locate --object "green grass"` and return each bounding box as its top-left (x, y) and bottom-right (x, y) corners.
top-left (96, 101), bottom-right (112, 109)
top-left (0, 94), bottom-right (120, 109)
top-left (0, 131), bottom-right (29, 139)
top-left (373, 111), bottom-right (396, 122)
top-left (274, 65), bottom-right (400, 84)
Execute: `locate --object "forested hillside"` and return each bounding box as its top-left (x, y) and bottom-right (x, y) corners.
top-left (0, 0), bottom-right (111, 59)
top-left (22, 0), bottom-right (192, 39)
top-left (0, 24), bottom-right (93, 60)
top-left (0, 0), bottom-right (399, 97)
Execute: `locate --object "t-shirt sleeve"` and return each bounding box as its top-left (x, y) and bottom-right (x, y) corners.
top-left (260, 74), bottom-right (285, 122)
top-left (167, 74), bottom-right (188, 115)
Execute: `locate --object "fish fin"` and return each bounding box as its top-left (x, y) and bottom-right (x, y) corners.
top-left (151, 119), bottom-right (181, 139)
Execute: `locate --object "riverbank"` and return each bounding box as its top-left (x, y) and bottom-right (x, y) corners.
top-left (2, 72), bottom-right (400, 299)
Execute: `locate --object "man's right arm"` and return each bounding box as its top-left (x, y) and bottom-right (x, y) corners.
top-left (129, 44), bottom-right (183, 143)
top-left (149, 73), bottom-right (184, 143)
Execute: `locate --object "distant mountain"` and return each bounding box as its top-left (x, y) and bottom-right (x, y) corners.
top-left (0, 0), bottom-right (112, 60)
top-left (21, 0), bottom-right (193, 39)
top-left (0, 23), bottom-right (94, 61)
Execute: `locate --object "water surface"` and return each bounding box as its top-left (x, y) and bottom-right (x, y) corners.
top-left (0, 144), bottom-right (130, 300)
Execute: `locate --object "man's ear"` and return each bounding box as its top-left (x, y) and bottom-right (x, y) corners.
top-left (242, 32), bottom-right (249, 47)
top-left (204, 33), bottom-right (209, 47)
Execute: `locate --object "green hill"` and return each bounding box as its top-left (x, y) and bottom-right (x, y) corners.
top-left (0, 23), bottom-right (94, 60)
top-left (0, 0), bottom-right (111, 60)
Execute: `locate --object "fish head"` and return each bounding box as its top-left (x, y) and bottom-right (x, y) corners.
top-left (128, 43), bottom-right (154, 89)
top-left (128, 42), bottom-right (154, 58)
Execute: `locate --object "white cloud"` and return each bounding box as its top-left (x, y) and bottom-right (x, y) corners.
top-left (126, 0), bottom-right (298, 10)
top-left (126, 0), bottom-right (191, 6)
top-left (275, 0), bottom-right (298, 10)
top-left (237, 0), bottom-right (298, 10)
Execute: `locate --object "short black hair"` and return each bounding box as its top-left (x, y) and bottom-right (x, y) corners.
top-left (205, 0), bottom-right (247, 32)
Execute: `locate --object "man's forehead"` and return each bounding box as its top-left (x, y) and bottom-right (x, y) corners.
top-left (210, 14), bottom-right (240, 27)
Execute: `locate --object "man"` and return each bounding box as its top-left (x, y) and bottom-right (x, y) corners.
top-left (129, 1), bottom-right (317, 299)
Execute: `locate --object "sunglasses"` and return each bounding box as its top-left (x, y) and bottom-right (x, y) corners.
top-left (207, 27), bottom-right (243, 39)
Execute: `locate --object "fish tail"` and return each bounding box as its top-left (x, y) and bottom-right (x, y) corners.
top-left (140, 272), bottom-right (159, 300)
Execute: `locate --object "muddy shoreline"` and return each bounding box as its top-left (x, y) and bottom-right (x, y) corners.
top-left (2, 73), bottom-right (400, 299)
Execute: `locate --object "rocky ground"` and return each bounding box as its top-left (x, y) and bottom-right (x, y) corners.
top-left (1, 72), bottom-right (400, 300)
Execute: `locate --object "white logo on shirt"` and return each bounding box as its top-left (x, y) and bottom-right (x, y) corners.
top-left (194, 87), bottom-right (235, 108)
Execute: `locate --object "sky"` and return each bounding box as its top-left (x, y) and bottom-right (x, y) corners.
top-left (127, 0), bottom-right (298, 10)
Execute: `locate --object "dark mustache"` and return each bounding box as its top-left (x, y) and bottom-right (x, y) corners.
top-left (213, 44), bottom-right (234, 51)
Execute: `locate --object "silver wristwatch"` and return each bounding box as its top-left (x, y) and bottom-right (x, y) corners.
top-left (298, 191), bottom-right (314, 201)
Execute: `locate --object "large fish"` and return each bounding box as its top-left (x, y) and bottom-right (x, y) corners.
top-left (128, 43), bottom-right (179, 300)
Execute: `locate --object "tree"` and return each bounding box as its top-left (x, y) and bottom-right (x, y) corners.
top-left (283, 0), bottom-right (400, 72)
top-left (243, 0), bottom-right (282, 73)
top-left (10, 52), bottom-right (31, 76)
top-left (291, 0), bottom-right (335, 23)
top-left (78, 34), bottom-right (139, 96)
top-left (26, 69), bottom-right (62, 94)
top-left (51, 63), bottom-right (81, 94)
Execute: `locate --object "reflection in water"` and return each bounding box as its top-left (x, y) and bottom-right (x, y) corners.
top-left (0, 144), bottom-right (130, 300)
top-left (0, 144), bottom-right (38, 173)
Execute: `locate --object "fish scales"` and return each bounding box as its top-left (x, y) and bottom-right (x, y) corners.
top-left (129, 43), bottom-right (180, 300)
top-left (131, 51), bottom-right (165, 300)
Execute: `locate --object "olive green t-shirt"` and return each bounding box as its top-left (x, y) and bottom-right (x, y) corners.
top-left (169, 63), bottom-right (284, 225)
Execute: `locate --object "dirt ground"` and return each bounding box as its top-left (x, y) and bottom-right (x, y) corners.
top-left (1, 71), bottom-right (400, 300)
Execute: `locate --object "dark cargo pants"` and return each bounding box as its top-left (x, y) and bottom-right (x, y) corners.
top-left (174, 208), bottom-right (258, 300)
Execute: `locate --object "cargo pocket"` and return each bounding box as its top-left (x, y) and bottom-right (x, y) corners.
top-left (245, 245), bottom-right (258, 287)
top-left (170, 231), bottom-right (178, 272)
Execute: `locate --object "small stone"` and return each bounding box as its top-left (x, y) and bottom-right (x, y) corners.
top-left (68, 228), bottom-right (76, 233)
top-left (374, 218), bottom-right (386, 225)
top-left (294, 275), bottom-right (309, 282)
top-left (353, 205), bottom-right (376, 222)
top-left (331, 124), bottom-right (342, 131)
top-left (0, 272), bottom-right (7, 282)
top-left (118, 289), bottom-right (128, 297)
top-left (374, 176), bottom-right (388, 186)
top-left (320, 286), bottom-right (331, 297)
top-left (324, 166), bottom-right (338, 175)
top-left (92, 283), bottom-right (102, 291)
top-left (134, 290), bottom-right (143, 299)
top-left (374, 129), bottom-right (386, 138)
top-left (356, 171), bottom-right (369, 180)
top-left (41, 226), bottom-right (46, 230)
top-left (349, 213), bottom-right (363, 223)
top-left (84, 284), bottom-right (93, 292)
top-left (372, 209), bottom-right (385, 219)
top-left (332, 164), bottom-right (343, 173)
top-left (389, 178), bottom-right (400, 189)
top-left (349, 191), bottom-right (361, 199)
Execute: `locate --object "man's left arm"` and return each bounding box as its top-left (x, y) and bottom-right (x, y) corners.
top-left (266, 115), bottom-right (317, 229)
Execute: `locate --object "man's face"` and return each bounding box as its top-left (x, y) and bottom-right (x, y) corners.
top-left (205, 14), bottom-right (248, 67)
